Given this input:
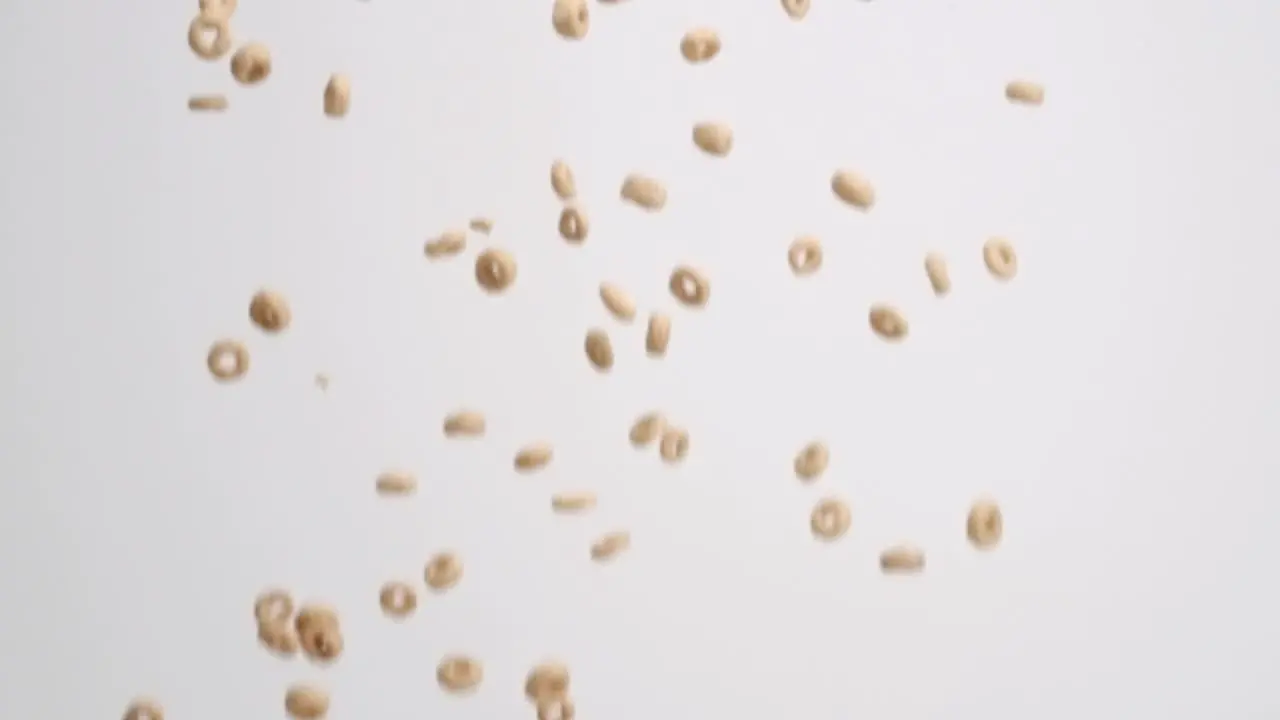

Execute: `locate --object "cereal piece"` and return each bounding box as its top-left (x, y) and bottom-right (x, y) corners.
top-left (658, 427), bottom-right (688, 464)
top-left (983, 237), bottom-right (1017, 280)
top-left (284, 684), bottom-right (329, 720)
top-left (598, 282), bottom-right (636, 322)
top-left (443, 411), bottom-right (486, 438)
top-left (879, 544), bottom-right (925, 574)
top-left (122, 699), bottom-right (164, 720)
top-left (793, 441), bottom-right (828, 481)
top-left (188, 14), bottom-right (231, 61)
top-left (810, 498), bottom-right (850, 541)
top-left (551, 491), bottom-right (597, 513)
top-left (788, 236), bottom-right (822, 276)
top-left (550, 160), bottom-right (576, 200)
top-left (831, 170), bottom-right (875, 210)
top-left (538, 697), bottom-right (577, 720)
top-left (249, 289), bottom-right (291, 333)
top-left (1005, 80), bottom-right (1045, 106)
top-left (475, 248), bottom-right (517, 293)
top-left (425, 229), bottom-right (467, 259)
top-left (379, 581), bottom-right (418, 618)
top-left (629, 412), bottom-right (665, 447)
top-left (323, 74), bottom-right (351, 118)
top-left (207, 340), bottom-right (249, 381)
top-left (584, 329), bottom-right (614, 371)
top-left (924, 253), bottom-right (950, 295)
top-left (254, 588), bottom-right (295, 626)
top-left (781, 0), bottom-right (810, 20)
top-left (552, 0), bottom-right (589, 40)
top-left (966, 499), bottom-right (1003, 549)
top-left (669, 266), bottom-right (710, 307)
top-left (425, 552), bottom-right (464, 591)
top-left (230, 43), bottom-right (271, 85)
top-left (645, 313), bottom-right (671, 356)
top-left (294, 606), bottom-right (344, 663)
top-left (590, 530), bottom-right (631, 561)
top-left (558, 206), bottom-right (589, 243)
top-left (256, 621), bottom-right (300, 656)
top-left (469, 217), bottom-right (493, 234)
top-left (515, 443), bottom-right (554, 472)
top-left (525, 662), bottom-right (571, 702)
top-left (692, 122), bottom-right (733, 157)
top-left (188, 94), bottom-right (228, 111)
top-left (680, 28), bottom-right (721, 64)
top-left (198, 0), bottom-right (237, 19)
top-left (437, 655), bottom-right (484, 693)
top-left (868, 304), bottom-right (908, 341)
top-left (620, 174), bottom-right (667, 211)
top-left (375, 470), bottom-right (417, 496)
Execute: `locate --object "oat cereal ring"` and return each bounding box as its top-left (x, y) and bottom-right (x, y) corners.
top-left (284, 684), bottom-right (329, 720)
top-left (983, 237), bottom-right (1018, 280)
top-left (793, 441), bottom-right (829, 481)
top-left (475, 248), bottom-right (517, 293)
top-left (788, 236), bottom-right (823, 276)
top-left (257, 621), bottom-right (300, 656)
top-left (669, 266), bottom-right (710, 307)
top-left (122, 698), bottom-right (164, 720)
top-left (294, 605), bottom-right (343, 662)
top-left (230, 42), bottom-right (271, 85)
top-left (425, 551), bottom-right (463, 591)
top-left (880, 544), bottom-right (925, 574)
top-left (558, 206), bottom-right (589, 243)
top-left (810, 497), bottom-right (850, 541)
top-left (967, 499), bottom-right (1003, 549)
top-left (629, 412), bottom-right (666, 447)
top-left (590, 530), bottom-right (631, 562)
top-left (198, 0), bottom-right (237, 19)
top-left (658, 427), bottom-right (688, 463)
top-left (525, 661), bottom-right (571, 702)
top-left (379, 581), bottom-right (418, 618)
top-left (437, 655), bottom-right (485, 693)
top-left (207, 340), bottom-right (250, 381)
top-left (249, 289), bottom-right (291, 333)
top-left (868, 304), bottom-right (908, 341)
top-left (188, 14), bottom-right (231, 61)
top-left (253, 588), bottom-right (295, 626)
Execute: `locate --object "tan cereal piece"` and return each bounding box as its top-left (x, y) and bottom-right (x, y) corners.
top-left (284, 684), bottom-right (329, 720)
top-left (793, 441), bottom-right (829, 481)
top-left (198, 0), bottom-right (237, 19)
top-left (424, 229), bottom-right (467, 259)
top-left (443, 411), bottom-right (486, 438)
top-left (558, 206), bottom-right (589, 243)
top-left (788, 236), bottom-right (822, 275)
top-left (187, 94), bottom-right (228, 111)
top-left (294, 604), bottom-right (340, 634)
top-left (983, 237), bottom-right (1017, 280)
top-left (551, 0), bottom-right (589, 40)
top-left (437, 655), bottom-right (484, 693)
top-left (620, 174), bottom-right (667, 211)
top-left (590, 530), bottom-right (631, 561)
top-left (831, 169), bottom-right (875, 210)
top-left (658, 427), bottom-right (688, 464)
top-left (645, 313), bottom-right (671, 356)
top-left (550, 160), bottom-right (576, 200)
top-left (254, 588), bottom-right (295, 626)
top-left (425, 552), bottom-right (464, 591)
top-left (810, 497), bottom-right (851, 541)
top-left (1005, 80), bottom-right (1045, 106)
top-left (323, 74), bottom-right (351, 118)
top-left (584, 329), bottom-right (614, 371)
top-left (469, 217), bottom-right (493, 234)
top-left (256, 621), bottom-right (300, 656)
top-left (475, 248), bottom-right (517, 293)
top-left (294, 605), bottom-right (343, 662)
top-left (375, 470), bottom-right (417, 496)
top-left (669, 266), bottom-right (710, 307)
top-left (514, 443), bottom-right (554, 472)
top-left (378, 581), bottom-right (418, 618)
top-left (924, 253), bottom-right (950, 295)
top-left (249, 289), bottom-right (291, 333)
top-left (538, 697), bottom-right (577, 720)
top-left (551, 491), bottom-right (597, 513)
top-left (868, 304), bottom-right (908, 341)
top-left (188, 14), bottom-right (231, 61)
top-left (781, 0), bottom-right (810, 20)
top-left (692, 122), bottom-right (733, 157)
top-left (598, 282), bottom-right (636, 322)
top-left (207, 340), bottom-right (249, 381)
top-left (967, 499), bottom-right (1003, 549)
top-left (680, 28), bottom-right (721, 63)
top-left (122, 698), bottom-right (164, 720)
top-left (525, 662), bottom-right (571, 702)
top-left (880, 544), bottom-right (926, 574)
top-left (230, 43), bottom-right (271, 85)
top-left (629, 412), bottom-right (666, 447)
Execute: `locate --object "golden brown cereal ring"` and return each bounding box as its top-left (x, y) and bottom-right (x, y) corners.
top-left (253, 588), bottom-right (294, 626)
top-left (249, 289), bottom-right (291, 333)
top-left (599, 282), bottom-right (636, 322)
top-left (424, 230), bottom-right (467, 259)
top-left (187, 94), bottom-right (228, 111)
top-left (692, 122), bottom-right (733, 156)
top-left (983, 237), bottom-right (1017, 280)
top-left (198, 0), bottom-right (237, 19)
top-left (294, 604), bottom-right (339, 632)
top-left (868, 304), bottom-right (908, 341)
top-left (375, 470), bottom-right (417, 496)
top-left (620, 174), bottom-right (667, 211)
top-left (437, 655), bottom-right (484, 693)
top-left (257, 621), bottom-right (300, 656)
top-left (645, 313), bottom-right (671, 356)
top-left (880, 544), bottom-right (925, 574)
top-left (323, 74), bottom-right (351, 118)
top-left (793, 441), bottom-right (828, 481)
top-left (788, 236), bottom-right (823, 276)
top-left (680, 28), bottom-right (721, 63)
top-left (584, 329), bottom-right (614, 371)
top-left (514, 443), bottom-right (554, 472)
top-left (188, 14), bottom-right (231, 61)
top-left (924, 253), bottom-right (950, 295)
top-left (967, 499), bottom-right (1003, 549)
top-left (475, 248), bottom-right (517, 293)
top-left (469, 217), bottom-right (494, 234)
top-left (122, 698), bottom-right (164, 720)
top-left (207, 340), bottom-right (249, 381)
top-left (658, 427), bottom-right (688, 464)
top-left (590, 530), bottom-right (631, 561)
top-left (1005, 80), bottom-right (1045, 106)
top-left (551, 0), bottom-right (589, 40)
top-left (538, 697), bottom-right (577, 720)
top-left (379, 581), bottom-right (418, 618)
top-left (443, 411), bottom-right (486, 438)
top-left (230, 43), bottom-right (271, 85)
top-left (669, 266), bottom-right (710, 307)
top-left (294, 605), bottom-right (343, 662)
top-left (831, 169), bottom-right (875, 210)
top-left (810, 497), bottom-right (850, 541)
top-left (558, 206), bottom-right (589, 243)
top-left (551, 491), bottom-right (597, 513)
top-left (525, 661), bottom-right (571, 702)
top-left (425, 551), bottom-right (463, 591)
top-left (781, 0), bottom-right (810, 20)
top-left (629, 412), bottom-right (666, 447)
top-left (550, 160), bottom-right (576, 200)
top-left (284, 684), bottom-right (329, 720)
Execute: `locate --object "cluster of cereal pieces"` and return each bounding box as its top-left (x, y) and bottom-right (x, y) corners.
top-left (185, 0), bottom-right (350, 116)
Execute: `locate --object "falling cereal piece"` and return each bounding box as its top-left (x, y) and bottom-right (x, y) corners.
top-left (645, 313), bottom-right (671, 357)
top-left (831, 170), bottom-right (875, 210)
top-left (879, 544), bottom-right (925, 574)
top-left (1005, 80), bottom-right (1045, 106)
top-left (680, 28), bottom-right (721, 63)
top-left (378, 581), bottom-right (417, 618)
top-left (788, 236), bottom-right (823, 276)
top-left (437, 655), bottom-right (484, 693)
top-left (658, 427), bottom-right (688, 464)
top-left (599, 283), bottom-right (636, 322)
top-left (551, 491), bottom-right (597, 513)
top-left (375, 470), bottom-right (417, 496)
top-left (590, 530), bottom-right (631, 561)
top-left (781, 0), bottom-right (810, 20)
top-left (692, 122), bottom-right (733, 157)
top-left (469, 217), bottom-right (494, 234)
top-left (230, 42), bottom-right (272, 85)
top-left (284, 685), bottom-right (329, 720)
top-left (475, 248), bottom-right (517, 293)
top-left (525, 662), bottom-right (572, 702)
top-left (982, 238), bottom-right (1017, 280)
top-left (551, 0), bottom-right (589, 40)
top-left (515, 443), bottom-right (554, 472)
top-left (188, 94), bottom-right (228, 111)
top-left (810, 497), bottom-right (850, 541)
top-left (249, 289), bottom-right (291, 333)
top-left (629, 412), bottom-right (666, 447)
top-left (550, 160), bottom-right (576, 200)
top-left (199, 0), bottom-right (237, 20)
top-left (424, 552), bottom-right (464, 591)
top-left (584, 329), bottom-right (614, 372)
top-left (924, 253), bottom-right (950, 296)
top-left (620, 174), bottom-right (667, 211)
top-left (966, 499), bottom-right (1003, 549)
top-left (207, 340), bottom-right (250, 382)
top-left (425, 230), bottom-right (467, 259)
top-left (558, 206), bottom-right (589, 243)
top-left (443, 411), bottom-right (486, 438)
top-left (868, 304), bottom-right (908, 341)
top-left (122, 699), bottom-right (165, 720)
top-left (793, 441), bottom-right (828, 481)
top-left (324, 73), bottom-right (351, 118)
top-left (188, 14), bottom-right (231, 61)
top-left (669, 266), bottom-right (710, 307)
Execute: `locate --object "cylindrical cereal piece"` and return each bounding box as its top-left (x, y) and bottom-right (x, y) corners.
top-left (793, 441), bottom-right (828, 481)
top-left (552, 0), bottom-right (589, 40)
top-left (558, 206), bottom-right (589, 243)
top-left (378, 581), bottom-right (418, 618)
top-left (375, 470), bottom-right (417, 496)
top-left (525, 661), bottom-right (571, 702)
top-left (983, 237), bottom-right (1017, 280)
top-left (550, 160), bottom-right (576, 200)
top-left (692, 122), bottom-right (733, 157)
top-left (658, 427), bottom-right (688, 464)
top-left (599, 282), bottom-right (636, 322)
top-left (188, 14), bottom-right (231, 61)
top-left (249, 289), bottom-right (291, 333)
top-left (551, 491), bottom-right (597, 513)
top-left (437, 655), bottom-right (484, 693)
top-left (680, 28), bottom-right (721, 63)
top-left (590, 530), bottom-right (631, 561)
top-left (475, 248), bottom-right (517, 293)
top-left (620, 174), bottom-right (667, 211)
top-left (831, 169), bottom-right (875, 210)
top-left (880, 544), bottom-right (925, 574)
top-left (788, 236), bottom-right (822, 276)
top-left (810, 497), bottom-right (850, 541)
top-left (584, 329), bottom-right (614, 372)
top-left (443, 411), bottom-right (486, 438)
top-left (781, 0), bottom-right (810, 20)
top-left (425, 552), bottom-right (463, 591)
top-left (514, 443), bottom-right (554, 471)
top-left (188, 94), bottom-right (228, 111)
top-left (425, 230), bottom-right (467, 259)
top-left (1005, 80), bottom-right (1045, 106)
top-left (669, 266), bottom-right (710, 307)
top-left (924, 253), bottom-right (950, 295)
top-left (207, 340), bottom-right (250, 381)
top-left (868, 304), bottom-right (908, 341)
top-left (967, 499), bottom-right (1003, 549)
top-left (629, 412), bottom-right (665, 447)
top-left (284, 684), bottom-right (329, 720)
top-left (324, 74), bottom-right (351, 118)
top-left (230, 43), bottom-right (271, 85)
top-left (645, 313), bottom-right (671, 356)
top-left (123, 699), bottom-right (165, 720)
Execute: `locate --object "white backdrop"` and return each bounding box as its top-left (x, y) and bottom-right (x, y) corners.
top-left (2, 0), bottom-right (1279, 717)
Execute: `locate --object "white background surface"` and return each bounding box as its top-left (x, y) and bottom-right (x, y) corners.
top-left (2, 0), bottom-right (1279, 717)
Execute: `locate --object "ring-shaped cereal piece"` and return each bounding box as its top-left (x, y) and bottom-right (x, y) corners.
top-left (437, 655), bottom-right (484, 693)
top-left (781, 0), bottom-right (810, 20)
top-left (257, 621), bottom-right (300, 656)
top-left (198, 0), bottom-right (237, 19)
top-left (254, 588), bottom-right (295, 626)
top-left (967, 499), bottom-right (1003, 549)
top-left (284, 684), bottom-right (329, 720)
top-left (669, 266), bottom-right (710, 307)
top-left (188, 13), bottom-right (232, 61)
top-left (868, 304), bottom-right (908, 342)
top-left (983, 237), bottom-right (1018, 280)
top-left (658, 427), bottom-right (688, 463)
top-left (207, 340), bottom-right (250, 381)
top-left (525, 661), bottom-right (571, 702)
top-left (558, 206), bottom-right (589, 243)
top-left (810, 497), bottom-right (850, 541)
top-left (379, 581), bottom-right (418, 618)
top-left (793, 441), bottom-right (828, 481)
top-left (538, 697), bottom-right (577, 720)
top-left (880, 544), bottom-right (926, 574)
top-left (425, 551), bottom-right (463, 591)
top-left (249, 289), bottom-right (291, 333)
top-left (230, 43), bottom-right (272, 85)
top-left (294, 605), bottom-right (344, 662)
top-left (788, 236), bottom-right (823, 276)
top-left (123, 699), bottom-right (165, 720)
top-left (475, 248), bottom-right (517, 293)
